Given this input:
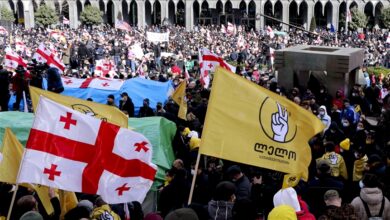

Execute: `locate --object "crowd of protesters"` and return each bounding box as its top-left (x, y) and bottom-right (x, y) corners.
top-left (0, 23), bottom-right (390, 220)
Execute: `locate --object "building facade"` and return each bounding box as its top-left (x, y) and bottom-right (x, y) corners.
top-left (0, 0), bottom-right (388, 31)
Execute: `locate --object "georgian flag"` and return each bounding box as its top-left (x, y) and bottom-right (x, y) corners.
top-left (0, 26), bottom-right (8, 35)
top-left (15, 39), bottom-right (26, 52)
top-left (266, 26), bottom-right (274, 39)
top-left (4, 47), bottom-right (27, 69)
top-left (33, 43), bottom-right (65, 72)
top-left (95, 59), bottom-right (116, 77)
top-left (18, 96), bottom-right (157, 204)
top-left (62, 76), bottom-right (124, 90)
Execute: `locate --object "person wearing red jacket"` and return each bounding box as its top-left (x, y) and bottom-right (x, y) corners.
top-left (12, 65), bottom-right (31, 110)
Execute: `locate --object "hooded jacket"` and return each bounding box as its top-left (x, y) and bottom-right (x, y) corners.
top-left (351, 187), bottom-right (390, 220)
top-left (91, 204), bottom-right (121, 220)
top-left (318, 152), bottom-right (348, 180)
top-left (353, 155), bottom-right (368, 182)
top-left (318, 105), bottom-right (332, 131)
top-left (208, 200), bottom-right (234, 220)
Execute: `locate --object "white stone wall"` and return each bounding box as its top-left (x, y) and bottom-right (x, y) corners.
top-left (0, 0), bottom-right (388, 30)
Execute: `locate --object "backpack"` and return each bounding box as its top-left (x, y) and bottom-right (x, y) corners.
top-left (360, 196), bottom-right (385, 220)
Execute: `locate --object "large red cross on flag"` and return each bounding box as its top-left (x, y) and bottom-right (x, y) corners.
top-left (17, 97), bottom-right (157, 204)
top-left (33, 43), bottom-right (65, 72)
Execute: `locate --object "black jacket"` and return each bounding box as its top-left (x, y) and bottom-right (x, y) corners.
top-left (119, 98), bottom-right (135, 117)
top-left (138, 106), bottom-right (154, 117)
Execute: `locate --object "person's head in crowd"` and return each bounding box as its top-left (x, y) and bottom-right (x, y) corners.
top-left (361, 173), bottom-right (382, 189)
top-left (173, 159), bottom-right (184, 170)
top-left (143, 213), bottom-right (163, 220)
top-left (343, 99), bottom-right (351, 109)
top-left (341, 117), bottom-right (351, 128)
top-left (226, 165), bottom-right (243, 182)
top-left (20, 211), bottom-right (43, 220)
top-left (323, 190), bottom-right (342, 207)
top-left (16, 195), bottom-right (38, 216)
top-left (107, 94), bottom-right (115, 106)
top-left (293, 96), bottom-right (301, 105)
top-left (86, 97), bottom-right (93, 101)
top-left (129, 201), bottom-right (144, 220)
top-left (64, 206), bottom-right (91, 220)
top-left (214, 181), bottom-right (236, 202)
top-left (143, 98), bottom-right (150, 107)
top-left (165, 208), bottom-right (199, 220)
top-left (317, 159), bottom-right (332, 176)
top-left (121, 92), bottom-right (129, 101)
top-left (324, 141), bottom-right (335, 153)
top-left (335, 90), bottom-right (343, 99)
top-left (366, 154), bottom-right (386, 175)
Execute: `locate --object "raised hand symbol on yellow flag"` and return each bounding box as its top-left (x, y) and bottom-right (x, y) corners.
top-left (199, 67), bottom-right (325, 179)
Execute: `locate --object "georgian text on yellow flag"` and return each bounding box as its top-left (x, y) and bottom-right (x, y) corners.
top-left (171, 81), bottom-right (187, 120)
top-left (29, 86), bottom-right (128, 128)
top-left (200, 67), bottom-right (325, 178)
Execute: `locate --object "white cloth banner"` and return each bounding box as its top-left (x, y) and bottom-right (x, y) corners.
top-left (146, 32), bottom-right (169, 42)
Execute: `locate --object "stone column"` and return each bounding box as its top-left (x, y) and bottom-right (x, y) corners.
top-left (259, 0), bottom-right (265, 30)
top-left (113, 0), bottom-right (121, 23)
top-left (136, 0), bottom-right (145, 27)
top-left (58, 0), bottom-right (63, 14)
top-left (185, 0), bottom-right (193, 30)
top-left (22, 0), bottom-right (34, 28)
top-left (68, 0), bottom-right (78, 28)
top-left (306, 1), bottom-right (314, 31)
top-left (332, 1), bottom-right (339, 31)
top-left (160, 0), bottom-right (168, 23)
top-left (282, 1), bottom-right (289, 31)
top-left (255, 0), bottom-right (261, 30)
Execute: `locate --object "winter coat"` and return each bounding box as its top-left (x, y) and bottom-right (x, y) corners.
top-left (353, 155), bottom-right (368, 182)
top-left (318, 152), bottom-right (348, 180)
top-left (351, 187), bottom-right (390, 220)
top-left (208, 200), bottom-right (234, 220)
top-left (318, 105), bottom-right (332, 131)
top-left (91, 204), bottom-right (121, 220)
top-left (234, 175), bottom-right (251, 201)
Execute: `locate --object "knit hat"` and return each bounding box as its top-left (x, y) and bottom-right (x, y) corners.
top-left (20, 211), bottom-right (44, 220)
top-left (165, 208), bottom-right (199, 220)
top-left (107, 94), bottom-right (115, 100)
top-left (340, 138), bottom-right (350, 151)
top-left (268, 205), bottom-right (297, 220)
top-left (273, 187), bottom-right (301, 212)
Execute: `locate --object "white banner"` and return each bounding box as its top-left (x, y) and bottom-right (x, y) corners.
top-left (146, 32), bottom-right (169, 42)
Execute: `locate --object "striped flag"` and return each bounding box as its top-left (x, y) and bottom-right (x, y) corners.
top-left (115, 20), bottom-right (132, 32)
top-left (4, 47), bottom-right (27, 70)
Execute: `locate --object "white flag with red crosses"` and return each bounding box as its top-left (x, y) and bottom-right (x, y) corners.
top-left (18, 96), bottom-right (157, 204)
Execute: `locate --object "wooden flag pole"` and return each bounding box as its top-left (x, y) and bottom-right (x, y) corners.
top-left (187, 151), bottom-right (201, 205)
top-left (7, 184), bottom-right (19, 220)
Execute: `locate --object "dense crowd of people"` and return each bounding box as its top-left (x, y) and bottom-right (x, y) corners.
top-left (0, 24), bottom-right (390, 219)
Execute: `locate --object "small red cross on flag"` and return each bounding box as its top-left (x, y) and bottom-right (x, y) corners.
top-left (102, 82), bottom-right (109, 87)
top-left (208, 63), bottom-right (213, 69)
top-left (116, 183), bottom-right (131, 196)
top-left (134, 141), bottom-right (149, 152)
top-left (60, 112), bottom-right (77, 130)
top-left (64, 79), bottom-right (73, 85)
top-left (44, 164), bottom-right (61, 181)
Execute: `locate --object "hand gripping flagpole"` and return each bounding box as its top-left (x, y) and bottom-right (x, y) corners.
top-left (187, 151), bottom-right (201, 205)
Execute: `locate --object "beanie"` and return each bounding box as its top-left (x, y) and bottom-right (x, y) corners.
top-left (20, 211), bottom-right (44, 220)
top-left (165, 208), bottom-right (199, 220)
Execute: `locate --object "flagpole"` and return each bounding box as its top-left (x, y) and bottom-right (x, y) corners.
top-left (7, 184), bottom-right (19, 220)
top-left (345, 0), bottom-right (348, 34)
top-left (187, 151), bottom-right (201, 205)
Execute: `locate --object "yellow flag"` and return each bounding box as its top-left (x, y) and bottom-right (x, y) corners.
top-left (200, 67), bottom-right (325, 179)
top-left (59, 190), bottom-right (78, 220)
top-left (29, 86), bottom-right (128, 128)
top-left (171, 81), bottom-right (187, 120)
top-left (282, 173), bottom-right (302, 189)
top-left (0, 128), bottom-right (54, 215)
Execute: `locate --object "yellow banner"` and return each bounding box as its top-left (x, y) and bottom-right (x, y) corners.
top-left (199, 67), bottom-right (325, 179)
top-left (29, 86), bottom-right (128, 128)
top-left (171, 81), bottom-right (187, 120)
top-left (0, 128), bottom-right (54, 215)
